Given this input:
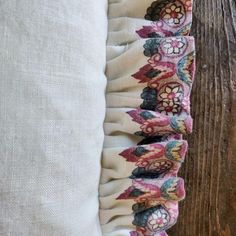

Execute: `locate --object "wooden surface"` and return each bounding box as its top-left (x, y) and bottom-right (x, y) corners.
top-left (169, 1), bottom-right (236, 235)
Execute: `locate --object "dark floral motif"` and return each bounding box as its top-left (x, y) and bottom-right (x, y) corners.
top-left (133, 205), bottom-right (170, 232)
top-left (162, 2), bottom-right (185, 26)
top-left (130, 202), bottom-right (179, 236)
top-left (143, 38), bottom-right (162, 57)
top-left (145, 0), bottom-right (176, 21)
top-left (140, 87), bottom-right (158, 111)
top-left (156, 83), bottom-right (184, 115)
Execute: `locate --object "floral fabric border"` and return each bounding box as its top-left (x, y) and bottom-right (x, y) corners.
top-left (101, 0), bottom-right (195, 235)
top-left (132, 36), bottom-right (195, 116)
top-left (111, 0), bottom-right (195, 235)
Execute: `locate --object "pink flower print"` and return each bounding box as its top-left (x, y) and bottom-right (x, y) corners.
top-left (162, 37), bottom-right (186, 55)
top-left (157, 85), bottom-right (184, 115)
top-left (147, 208), bottom-right (170, 232)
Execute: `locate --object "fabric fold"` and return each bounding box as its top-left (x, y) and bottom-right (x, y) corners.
top-left (101, 140), bottom-right (188, 184)
top-left (106, 36), bottom-right (195, 115)
top-left (101, 201), bottom-right (179, 235)
top-left (105, 108), bottom-right (193, 136)
top-left (100, 0), bottom-right (195, 235)
top-left (108, 0), bottom-right (193, 45)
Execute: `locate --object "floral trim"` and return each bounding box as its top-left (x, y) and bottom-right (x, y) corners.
top-left (110, 1), bottom-right (195, 235)
top-left (163, 4), bottom-right (184, 26)
top-left (117, 178), bottom-right (185, 203)
top-left (156, 83), bottom-right (184, 115)
top-left (137, 0), bottom-right (193, 38)
top-left (129, 202), bottom-right (179, 235)
top-left (119, 140), bottom-right (188, 179)
top-left (161, 37), bottom-right (187, 56)
top-left (127, 109), bottom-right (192, 136)
top-left (132, 37), bottom-right (195, 115)
top-left (134, 206), bottom-right (170, 232)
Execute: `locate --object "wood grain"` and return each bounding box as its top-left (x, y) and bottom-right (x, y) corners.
top-left (168, 0), bottom-right (236, 235)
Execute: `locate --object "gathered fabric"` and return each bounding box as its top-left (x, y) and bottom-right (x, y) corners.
top-left (100, 0), bottom-right (196, 235)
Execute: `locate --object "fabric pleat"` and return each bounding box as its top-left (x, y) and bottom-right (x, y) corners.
top-left (100, 0), bottom-right (195, 235)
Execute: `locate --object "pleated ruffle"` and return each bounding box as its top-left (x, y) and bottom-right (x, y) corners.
top-left (100, 1), bottom-right (195, 235)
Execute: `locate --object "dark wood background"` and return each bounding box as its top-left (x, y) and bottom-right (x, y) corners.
top-left (169, 0), bottom-right (236, 235)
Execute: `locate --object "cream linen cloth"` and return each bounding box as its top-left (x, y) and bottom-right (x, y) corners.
top-left (0, 1), bottom-right (107, 235)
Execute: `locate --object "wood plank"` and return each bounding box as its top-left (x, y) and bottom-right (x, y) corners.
top-left (168, 0), bottom-right (236, 235)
